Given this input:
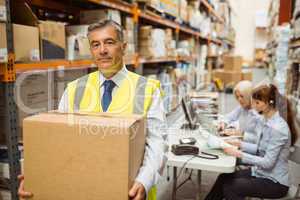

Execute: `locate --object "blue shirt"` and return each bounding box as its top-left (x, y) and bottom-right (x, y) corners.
top-left (241, 111), bottom-right (291, 186)
top-left (224, 106), bottom-right (260, 143)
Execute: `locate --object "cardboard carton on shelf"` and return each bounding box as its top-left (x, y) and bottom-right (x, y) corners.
top-left (223, 55), bottom-right (243, 72)
top-left (212, 69), bottom-right (242, 86)
top-left (23, 112), bottom-right (146, 200)
top-left (12, 2), bottom-right (66, 59)
top-left (0, 22), bottom-right (7, 63)
top-left (39, 21), bottom-right (66, 59)
top-left (13, 24), bottom-right (40, 62)
top-left (242, 69), bottom-right (253, 81)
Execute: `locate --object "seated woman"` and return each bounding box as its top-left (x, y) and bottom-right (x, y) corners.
top-left (219, 80), bottom-right (259, 143)
top-left (205, 84), bottom-right (297, 200)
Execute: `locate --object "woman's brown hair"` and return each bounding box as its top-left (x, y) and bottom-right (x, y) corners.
top-left (252, 84), bottom-right (298, 145)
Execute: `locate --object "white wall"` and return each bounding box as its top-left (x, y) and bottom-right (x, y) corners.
top-left (228, 0), bottom-right (271, 62)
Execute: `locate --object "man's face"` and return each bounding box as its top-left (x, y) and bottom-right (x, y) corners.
top-left (88, 25), bottom-right (126, 75)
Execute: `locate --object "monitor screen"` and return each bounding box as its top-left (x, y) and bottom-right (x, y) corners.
top-left (181, 96), bottom-right (197, 129)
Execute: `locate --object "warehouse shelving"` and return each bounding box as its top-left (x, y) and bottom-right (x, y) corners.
top-left (0, 0), bottom-right (235, 199)
top-left (200, 0), bottom-right (225, 23)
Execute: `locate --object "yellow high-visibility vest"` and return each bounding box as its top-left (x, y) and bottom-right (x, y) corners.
top-left (66, 70), bottom-right (159, 200)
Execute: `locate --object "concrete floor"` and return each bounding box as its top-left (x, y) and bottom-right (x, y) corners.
top-left (157, 68), bottom-right (268, 200)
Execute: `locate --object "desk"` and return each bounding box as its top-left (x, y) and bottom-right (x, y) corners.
top-left (166, 129), bottom-right (236, 200)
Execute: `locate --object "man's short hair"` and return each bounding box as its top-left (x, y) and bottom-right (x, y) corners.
top-left (87, 19), bottom-right (124, 42)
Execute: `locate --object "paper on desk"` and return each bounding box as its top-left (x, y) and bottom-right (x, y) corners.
top-left (207, 135), bottom-right (234, 149)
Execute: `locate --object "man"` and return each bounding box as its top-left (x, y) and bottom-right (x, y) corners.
top-left (18, 20), bottom-right (167, 200)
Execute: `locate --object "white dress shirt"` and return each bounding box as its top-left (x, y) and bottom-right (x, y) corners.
top-left (58, 67), bottom-right (168, 194)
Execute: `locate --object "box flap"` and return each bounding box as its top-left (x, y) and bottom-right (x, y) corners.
top-left (24, 111), bottom-right (144, 128)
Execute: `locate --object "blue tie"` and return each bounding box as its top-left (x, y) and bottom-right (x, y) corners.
top-left (101, 80), bottom-right (116, 112)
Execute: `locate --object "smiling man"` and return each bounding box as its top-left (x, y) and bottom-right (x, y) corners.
top-left (18, 20), bottom-right (167, 200)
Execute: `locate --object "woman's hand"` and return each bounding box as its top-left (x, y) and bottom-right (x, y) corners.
top-left (224, 139), bottom-right (242, 148)
top-left (221, 128), bottom-right (242, 136)
top-left (223, 147), bottom-right (242, 158)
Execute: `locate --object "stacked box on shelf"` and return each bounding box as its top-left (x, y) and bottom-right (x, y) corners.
top-left (123, 17), bottom-right (135, 58)
top-left (66, 25), bottom-right (91, 60)
top-left (178, 0), bottom-right (188, 23)
top-left (138, 26), bottom-right (166, 58)
top-left (160, 0), bottom-right (179, 18)
top-left (13, 24), bottom-right (40, 62)
top-left (213, 56), bottom-right (244, 85)
top-left (241, 69), bottom-right (253, 81)
top-left (187, 1), bottom-right (202, 30)
top-left (13, 4), bottom-right (66, 60)
top-left (274, 25), bottom-right (291, 94)
top-left (0, 0), bottom-right (6, 22)
top-left (165, 29), bottom-right (176, 57)
top-left (53, 68), bottom-right (89, 109)
top-left (39, 21), bottom-right (66, 59)
top-left (0, 23), bottom-right (7, 63)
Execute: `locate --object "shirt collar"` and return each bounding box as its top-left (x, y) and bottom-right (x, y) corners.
top-left (99, 66), bottom-right (128, 88)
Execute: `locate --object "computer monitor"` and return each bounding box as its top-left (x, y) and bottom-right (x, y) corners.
top-left (181, 96), bottom-right (198, 129)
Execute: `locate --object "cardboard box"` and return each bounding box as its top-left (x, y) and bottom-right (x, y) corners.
top-left (0, 0), bottom-right (6, 22)
top-left (11, 4), bottom-right (65, 59)
top-left (0, 23), bottom-right (7, 62)
top-left (80, 9), bottom-right (121, 25)
top-left (13, 24), bottom-right (40, 62)
top-left (160, 0), bottom-right (179, 17)
top-left (23, 112), bottom-right (146, 200)
top-left (242, 69), bottom-right (253, 81)
top-left (39, 21), bottom-right (66, 59)
top-left (223, 56), bottom-right (243, 72)
top-left (212, 69), bottom-right (242, 85)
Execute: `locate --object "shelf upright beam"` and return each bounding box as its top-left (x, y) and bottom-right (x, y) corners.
top-left (2, 0), bottom-right (21, 200)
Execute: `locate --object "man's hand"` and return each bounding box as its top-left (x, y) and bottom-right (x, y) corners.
top-left (129, 181), bottom-right (146, 200)
top-left (18, 175), bottom-right (33, 199)
top-left (223, 147), bottom-right (242, 158)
